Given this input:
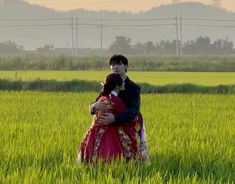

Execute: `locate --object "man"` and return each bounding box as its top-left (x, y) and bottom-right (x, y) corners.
top-left (90, 54), bottom-right (140, 125)
top-left (90, 54), bottom-right (148, 159)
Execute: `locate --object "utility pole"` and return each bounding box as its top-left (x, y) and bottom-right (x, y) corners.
top-left (180, 15), bottom-right (183, 56)
top-left (100, 19), bottom-right (103, 50)
top-left (75, 16), bottom-right (78, 56)
top-left (71, 14), bottom-right (74, 56)
top-left (175, 15), bottom-right (179, 56)
top-left (71, 13), bottom-right (78, 56)
top-left (100, 10), bottom-right (105, 50)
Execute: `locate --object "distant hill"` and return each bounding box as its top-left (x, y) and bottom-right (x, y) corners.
top-left (0, 0), bottom-right (235, 50)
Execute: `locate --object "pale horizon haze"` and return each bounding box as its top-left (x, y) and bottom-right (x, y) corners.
top-left (23, 0), bottom-right (235, 13)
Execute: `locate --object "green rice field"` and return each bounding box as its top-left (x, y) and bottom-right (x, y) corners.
top-left (1, 70), bottom-right (235, 85)
top-left (0, 91), bottom-right (234, 183)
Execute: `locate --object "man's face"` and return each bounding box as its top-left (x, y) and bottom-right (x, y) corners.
top-left (110, 63), bottom-right (127, 76)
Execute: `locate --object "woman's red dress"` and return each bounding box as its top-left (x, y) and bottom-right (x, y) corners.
top-left (78, 94), bottom-right (138, 163)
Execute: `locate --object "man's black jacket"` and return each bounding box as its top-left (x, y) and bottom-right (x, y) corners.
top-left (115, 76), bottom-right (140, 124)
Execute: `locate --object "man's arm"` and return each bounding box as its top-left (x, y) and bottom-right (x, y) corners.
top-left (114, 85), bottom-right (140, 124)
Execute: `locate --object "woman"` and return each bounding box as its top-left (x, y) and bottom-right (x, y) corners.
top-left (78, 73), bottom-right (138, 163)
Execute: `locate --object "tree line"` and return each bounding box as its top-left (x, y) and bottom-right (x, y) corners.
top-left (0, 36), bottom-right (234, 55)
top-left (109, 36), bottom-right (234, 55)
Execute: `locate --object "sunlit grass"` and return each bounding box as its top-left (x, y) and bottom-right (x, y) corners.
top-left (0, 92), bottom-right (234, 183)
top-left (0, 70), bottom-right (235, 85)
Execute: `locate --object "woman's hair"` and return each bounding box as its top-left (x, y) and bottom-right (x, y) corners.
top-left (99, 73), bottom-right (123, 97)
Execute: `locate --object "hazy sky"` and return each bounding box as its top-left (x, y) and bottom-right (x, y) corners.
top-left (24, 0), bottom-right (235, 12)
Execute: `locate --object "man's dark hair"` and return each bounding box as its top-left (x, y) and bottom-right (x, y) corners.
top-left (109, 54), bottom-right (128, 66)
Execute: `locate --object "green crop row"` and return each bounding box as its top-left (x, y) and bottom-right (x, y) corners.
top-left (0, 92), bottom-right (234, 183)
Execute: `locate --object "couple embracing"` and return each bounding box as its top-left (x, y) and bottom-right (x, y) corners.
top-left (78, 54), bottom-right (148, 163)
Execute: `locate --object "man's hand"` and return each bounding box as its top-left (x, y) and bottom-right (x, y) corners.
top-left (98, 113), bottom-right (115, 124)
top-left (90, 100), bottom-right (112, 112)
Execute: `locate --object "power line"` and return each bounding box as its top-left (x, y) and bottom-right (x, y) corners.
top-left (184, 24), bottom-right (235, 28)
top-left (1, 17), bottom-right (235, 23)
top-left (1, 15), bottom-right (234, 55)
top-left (77, 17), bottom-right (175, 21)
top-left (0, 23), bottom-right (71, 27)
top-left (0, 18), bottom-right (71, 21)
top-left (0, 17), bottom-right (175, 22)
top-left (183, 18), bottom-right (235, 22)
top-left (1, 23), bottom-right (235, 28)
top-left (102, 23), bottom-right (174, 27)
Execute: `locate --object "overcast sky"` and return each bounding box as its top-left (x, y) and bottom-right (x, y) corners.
top-left (24, 0), bottom-right (235, 12)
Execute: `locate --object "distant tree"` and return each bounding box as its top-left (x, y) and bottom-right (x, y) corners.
top-left (108, 36), bottom-right (132, 54)
top-left (143, 41), bottom-right (156, 54)
top-left (182, 37), bottom-right (212, 54)
top-left (0, 40), bottom-right (24, 54)
top-left (164, 40), bottom-right (177, 54)
top-left (37, 44), bottom-right (54, 53)
top-left (194, 36), bottom-right (211, 53)
top-left (157, 40), bottom-right (168, 53)
top-left (222, 38), bottom-right (233, 53)
top-left (212, 39), bottom-right (223, 49)
top-left (133, 42), bottom-right (144, 54)
top-left (183, 40), bottom-right (194, 53)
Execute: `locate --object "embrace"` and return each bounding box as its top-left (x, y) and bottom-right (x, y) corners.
top-left (77, 54), bottom-right (148, 163)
